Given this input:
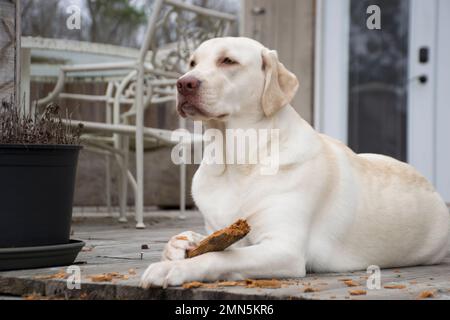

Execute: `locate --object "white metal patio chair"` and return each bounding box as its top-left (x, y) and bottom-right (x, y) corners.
top-left (35, 0), bottom-right (236, 228)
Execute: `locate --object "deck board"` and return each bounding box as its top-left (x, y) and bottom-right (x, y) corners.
top-left (0, 210), bottom-right (449, 300)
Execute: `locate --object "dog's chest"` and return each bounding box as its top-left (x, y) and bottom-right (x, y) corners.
top-left (191, 167), bottom-right (244, 231)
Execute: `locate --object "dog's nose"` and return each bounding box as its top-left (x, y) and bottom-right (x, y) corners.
top-left (177, 76), bottom-right (201, 96)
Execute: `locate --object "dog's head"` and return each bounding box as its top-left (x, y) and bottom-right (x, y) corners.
top-left (176, 37), bottom-right (299, 121)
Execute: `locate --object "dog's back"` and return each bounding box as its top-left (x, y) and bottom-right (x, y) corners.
top-left (308, 135), bottom-right (449, 272)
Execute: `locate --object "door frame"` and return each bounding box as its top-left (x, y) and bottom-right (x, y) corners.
top-left (314, 0), bottom-right (350, 144)
top-left (434, 0), bottom-right (450, 202)
top-left (314, 0), bottom-right (450, 201)
top-left (407, 0), bottom-right (437, 184)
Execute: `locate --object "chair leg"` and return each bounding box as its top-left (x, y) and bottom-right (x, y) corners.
top-left (114, 135), bottom-right (124, 220)
top-left (118, 136), bottom-right (129, 223)
top-left (179, 162), bottom-right (186, 220)
top-left (105, 154), bottom-right (112, 214)
top-left (135, 69), bottom-right (146, 229)
top-left (135, 145), bottom-right (145, 229)
top-left (178, 116), bottom-right (187, 219)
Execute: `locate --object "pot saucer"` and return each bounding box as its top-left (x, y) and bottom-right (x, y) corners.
top-left (0, 239), bottom-right (85, 271)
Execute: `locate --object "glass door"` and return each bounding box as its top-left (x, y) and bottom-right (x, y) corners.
top-left (347, 0), bottom-right (409, 161)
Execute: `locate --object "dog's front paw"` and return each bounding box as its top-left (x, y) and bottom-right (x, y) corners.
top-left (162, 231), bottom-right (204, 261)
top-left (140, 260), bottom-right (188, 288)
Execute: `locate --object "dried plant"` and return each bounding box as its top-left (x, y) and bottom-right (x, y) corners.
top-left (0, 100), bottom-right (83, 145)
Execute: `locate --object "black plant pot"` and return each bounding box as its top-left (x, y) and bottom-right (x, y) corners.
top-left (0, 144), bottom-right (82, 248)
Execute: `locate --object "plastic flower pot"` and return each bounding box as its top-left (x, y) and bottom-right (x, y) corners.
top-left (0, 144), bottom-right (82, 248)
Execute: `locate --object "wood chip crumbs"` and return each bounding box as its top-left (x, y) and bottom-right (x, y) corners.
top-left (303, 287), bottom-right (319, 293)
top-left (87, 272), bottom-right (129, 282)
top-left (33, 270), bottom-right (68, 280)
top-left (383, 284), bottom-right (406, 289)
top-left (182, 281), bottom-right (205, 289)
top-left (175, 236), bottom-right (189, 241)
top-left (418, 290), bottom-right (435, 299)
top-left (187, 219), bottom-right (250, 258)
top-left (182, 279), bottom-right (282, 289)
top-left (23, 293), bottom-right (63, 300)
top-left (23, 292), bottom-right (88, 300)
top-left (246, 279), bottom-right (282, 289)
top-left (343, 280), bottom-right (360, 287)
top-left (349, 289), bottom-right (367, 296)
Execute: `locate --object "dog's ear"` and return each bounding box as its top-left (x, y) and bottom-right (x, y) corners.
top-left (261, 49), bottom-right (299, 117)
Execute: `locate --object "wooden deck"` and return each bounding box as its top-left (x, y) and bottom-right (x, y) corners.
top-left (0, 210), bottom-right (449, 300)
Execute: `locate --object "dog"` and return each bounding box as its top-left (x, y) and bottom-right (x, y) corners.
top-left (140, 37), bottom-right (449, 288)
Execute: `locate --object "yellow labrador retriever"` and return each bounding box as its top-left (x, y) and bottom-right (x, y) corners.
top-left (140, 37), bottom-right (449, 288)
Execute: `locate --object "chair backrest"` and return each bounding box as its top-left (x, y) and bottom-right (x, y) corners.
top-left (139, 0), bottom-right (237, 73)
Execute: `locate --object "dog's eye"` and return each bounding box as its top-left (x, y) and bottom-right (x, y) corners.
top-left (190, 60), bottom-right (196, 68)
top-left (221, 57), bottom-right (237, 65)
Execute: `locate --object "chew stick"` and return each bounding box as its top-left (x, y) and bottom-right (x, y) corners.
top-left (186, 219), bottom-right (250, 258)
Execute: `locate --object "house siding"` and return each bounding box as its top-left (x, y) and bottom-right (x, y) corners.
top-left (240, 0), bottom-right (315, 124)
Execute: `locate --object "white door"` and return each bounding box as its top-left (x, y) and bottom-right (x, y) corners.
top-left (316, 0), bottom-right (450, 202)
top-left (408, 0), bottom-right (450, 202)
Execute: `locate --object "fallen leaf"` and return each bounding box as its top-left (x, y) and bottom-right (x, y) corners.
top-left (34, 270), bottom-right (67, 280)
top-left (89, 274), bottom-right (113, 282)
top-left (343, 280), bottom-right (360, 287)
top-left (87, 272), bottom-right (129, 282)
top-left (349, 289), bottom-right (367, 296)
top-left (418, 290), bottom-right (435, 299)
top-left (384, 284), bottom-right (406, 289)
